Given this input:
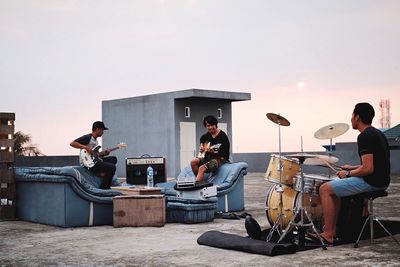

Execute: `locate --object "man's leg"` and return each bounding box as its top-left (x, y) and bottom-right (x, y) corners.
top-left (196, 165), bottom-right (208, 182)
top-left (191, 158), bottom-right (201, 176)
top-left (90, 161), bottom-right (116, 189)
top-left (319, 182), bottom-right (341, 243)
top-left (103, 156), bottom-right (117, 165)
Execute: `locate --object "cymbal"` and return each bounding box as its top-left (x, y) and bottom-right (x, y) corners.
top-left (314, 123), bottom-right (350, 140)
top-left (286, 152), bottom-right (317, 159)
top-left (304, 155), bottom-right (339, 166)
top-left (266, 113), bottom-right (290, 126)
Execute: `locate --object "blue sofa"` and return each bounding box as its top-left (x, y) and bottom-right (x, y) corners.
top-left (157, 162), bottom-right (248, 213)
top-left (14, 166), bottom-right (122, 227)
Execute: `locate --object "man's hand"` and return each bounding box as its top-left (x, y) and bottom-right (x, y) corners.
top-left (84, 146), bottom-right (93, 154)
top-left (340, 164), bottom-right (354, 171)
top-left (337, 170), bottom-right (348, 179)
top-left (199, 145), bottom-right (205, 153)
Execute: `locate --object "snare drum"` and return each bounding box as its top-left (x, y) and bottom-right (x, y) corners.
top-left (265, 184), bottom-right (323, 228)
top-left (265, 154), bottom-right (300, 185)
top-left (294, 174), bottom-right (331, 195)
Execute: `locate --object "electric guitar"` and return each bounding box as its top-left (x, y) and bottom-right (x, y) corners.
top-left (197, 142), bottom-right (221, 159)
top-left (80, 142), bottom-right (127, 168)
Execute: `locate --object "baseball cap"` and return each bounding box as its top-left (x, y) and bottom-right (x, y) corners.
top-left (92, 121), bottom-right (109, 131)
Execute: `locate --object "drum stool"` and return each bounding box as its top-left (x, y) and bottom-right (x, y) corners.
top-left (354, 190), bottom-right (400, 248)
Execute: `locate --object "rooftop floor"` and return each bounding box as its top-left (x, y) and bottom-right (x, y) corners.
top-left (1, 173), bottom-right (399, 266)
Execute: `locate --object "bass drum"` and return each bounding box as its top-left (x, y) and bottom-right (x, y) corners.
top-left (265, 184), bottom-right (323, 229)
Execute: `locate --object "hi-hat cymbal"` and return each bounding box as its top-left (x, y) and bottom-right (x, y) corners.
top-left (286, 152), bottom-right (317, 159)
top-left (304, 154), bottom-right (339, 166)
top-left (314, 123), bottom-right (350, 140)
top-left (266, 113), bottom-right (290, 126)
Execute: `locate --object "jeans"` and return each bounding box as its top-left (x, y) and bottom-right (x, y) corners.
top-left (90, 156), bottom-right (117, 189)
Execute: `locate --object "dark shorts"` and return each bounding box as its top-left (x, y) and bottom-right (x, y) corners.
top-left (199, 158), bottom-right (227, 173)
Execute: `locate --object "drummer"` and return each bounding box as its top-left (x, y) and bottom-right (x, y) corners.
top-left (318, 103), bottom-right (390, 244)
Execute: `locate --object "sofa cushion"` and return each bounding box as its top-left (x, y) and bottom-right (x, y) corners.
top-left (14, 166), bottom-right (122, 198)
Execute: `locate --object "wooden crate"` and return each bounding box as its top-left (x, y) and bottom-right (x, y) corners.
top-left (0, 112), bottom-right (15, 220)
top-left (113, 195), bottom-right (165, 227)
top-left (110, 186), bottom-right (162, 196)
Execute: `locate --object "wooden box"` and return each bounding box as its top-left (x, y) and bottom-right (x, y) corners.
top-left (113, 195), bottom-right (165, 227)
top-left (110, 186), bottom-right (161, 196)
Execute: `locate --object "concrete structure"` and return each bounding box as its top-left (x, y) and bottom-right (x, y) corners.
top-left (2, 173), bottom-right (399, 266)
top-left (102, 89), bottom-right (251, 178)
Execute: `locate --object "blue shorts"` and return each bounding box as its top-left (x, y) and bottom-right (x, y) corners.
top-left (330, 177), bottom-right (387, 197)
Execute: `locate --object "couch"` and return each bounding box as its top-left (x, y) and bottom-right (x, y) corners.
top-left (157, 161), bottom-right (248, 213)
top-left (14, 166), bottom-right (122, 227)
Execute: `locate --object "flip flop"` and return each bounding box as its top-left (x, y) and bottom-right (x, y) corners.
top-left (307, 233), bottom-right (335, 246)
top-left (220, 212), bottom-right (240, 220)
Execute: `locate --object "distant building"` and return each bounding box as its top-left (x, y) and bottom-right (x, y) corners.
top-left (102, 89), bottom-right (251, 177)
top-left (382, 123), bottom-right (400, 149)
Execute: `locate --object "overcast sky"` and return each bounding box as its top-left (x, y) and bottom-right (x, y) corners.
top-left (1, 0), bottom-right (399, 155)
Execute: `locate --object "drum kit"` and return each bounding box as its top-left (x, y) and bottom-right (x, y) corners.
top-left (264, 113), bottom-right (349, 248)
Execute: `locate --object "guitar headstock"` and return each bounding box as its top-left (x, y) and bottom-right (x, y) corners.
top-left (117, 142), bottom-right (128, 149)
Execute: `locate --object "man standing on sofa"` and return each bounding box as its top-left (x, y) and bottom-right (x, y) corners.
top-left (190, 115), bottom-right (230, 183)
top-left (70, 121), bottom-right (117, 189)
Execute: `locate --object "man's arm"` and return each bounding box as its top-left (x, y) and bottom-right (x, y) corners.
top-left (338, 154), bottom-right (373, 178)
top-left (70, 134), bottom-right (93, 154)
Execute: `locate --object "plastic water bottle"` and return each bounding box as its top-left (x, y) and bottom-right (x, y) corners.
top-left (147, 165), bottom-right (154, 188)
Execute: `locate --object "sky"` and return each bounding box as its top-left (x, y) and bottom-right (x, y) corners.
top-left (1, 0), bottom-right (399, 155)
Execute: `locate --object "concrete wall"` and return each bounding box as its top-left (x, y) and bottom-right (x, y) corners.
top-left (13, 141), bottom-right (400, 176)
top-left (102, 94), bottom-right (176, 178)
top-left (102, 94), bottom-right (235, 177)
top-left (232, 142), bottom-right (400, 175)
top-left (174, 98), bottom-right (232, 155)
top-left (15, 156), bottom-right (79, 167)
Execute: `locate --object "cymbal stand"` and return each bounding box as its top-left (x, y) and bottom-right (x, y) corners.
top-left (326, 138), bottom-right (335, 178)
top-left (266, 116), bottom-right (285, 242)
top-left (277, 157), bottom-right (327, 249)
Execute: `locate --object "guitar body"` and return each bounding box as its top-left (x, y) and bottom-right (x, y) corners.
top-left (80, 146), bottom-right (102, 168)
top-left (197, 142), bottom-right (221, 159)
top-left (79, 143), bottom-right (127, 168)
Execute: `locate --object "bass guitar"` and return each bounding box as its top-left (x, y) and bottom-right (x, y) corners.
top-left (80, 142), bottom-right (127, 168)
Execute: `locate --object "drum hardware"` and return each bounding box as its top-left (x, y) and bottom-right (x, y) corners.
top-left (265, 113), bottom-right (290, 242)
top-left (277, 155), bottom-right (327, 249)
top-left (314, 123), bottom-right (349, 176)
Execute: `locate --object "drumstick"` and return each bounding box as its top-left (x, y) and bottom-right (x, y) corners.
top-left (317, 157), bottom-right (341, 172)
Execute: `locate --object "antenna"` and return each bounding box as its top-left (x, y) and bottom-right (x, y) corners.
top-left (379, 99), bottom-right (391, 129)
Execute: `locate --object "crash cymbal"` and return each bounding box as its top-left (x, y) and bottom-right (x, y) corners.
top-left (266, 113), bottom-right (290, 126)
top-left (286, 152), bottom-right (317, 159)
top-left (314, 123), bottom-right (350, 140)
top-left (304, 155), bottom-right (339, 166)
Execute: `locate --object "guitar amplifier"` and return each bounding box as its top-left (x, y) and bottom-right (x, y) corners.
top-left (126, 157), bottom-right (166, 185)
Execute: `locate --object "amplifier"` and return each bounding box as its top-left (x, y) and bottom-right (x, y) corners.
top-left (126, 157), bottom-right (166, 185)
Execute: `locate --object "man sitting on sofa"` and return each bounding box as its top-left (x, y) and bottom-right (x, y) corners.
top-left (70, 121), bottom-right (117, 189)
top-left (190, 115), bottom-right (230, 183)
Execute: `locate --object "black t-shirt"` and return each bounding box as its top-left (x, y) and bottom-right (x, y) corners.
top-left (74, 134), bottom-right (98, 148)
top-left (357, 127), bottom-right (390, 187)
top-left (200, 130), bottom-right (230, 161)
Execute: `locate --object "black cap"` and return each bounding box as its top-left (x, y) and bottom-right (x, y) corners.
top-left (92, 121), bottom-right (109, 131)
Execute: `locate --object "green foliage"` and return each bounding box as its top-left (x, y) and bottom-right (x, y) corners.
top-left (13, 131), bottom-right (43, 156)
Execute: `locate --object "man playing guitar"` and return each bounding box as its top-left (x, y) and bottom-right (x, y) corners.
top-left (70, 121), bottom-right (117, 189)
top-left (190, 115), bottom-right (230, 183)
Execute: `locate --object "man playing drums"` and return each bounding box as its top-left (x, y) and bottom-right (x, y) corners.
top-left (318, 103), bottom-right (390, 244)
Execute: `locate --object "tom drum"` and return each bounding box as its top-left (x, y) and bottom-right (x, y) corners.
top-left (265, 154), bottom-right (300, 186)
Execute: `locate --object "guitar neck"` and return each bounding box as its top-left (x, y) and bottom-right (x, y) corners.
top-left (97, 146), bottom-right (120, 157)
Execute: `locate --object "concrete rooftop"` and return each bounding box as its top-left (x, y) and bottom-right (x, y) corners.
top-left (1, 173), bottom-right (399, 266)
